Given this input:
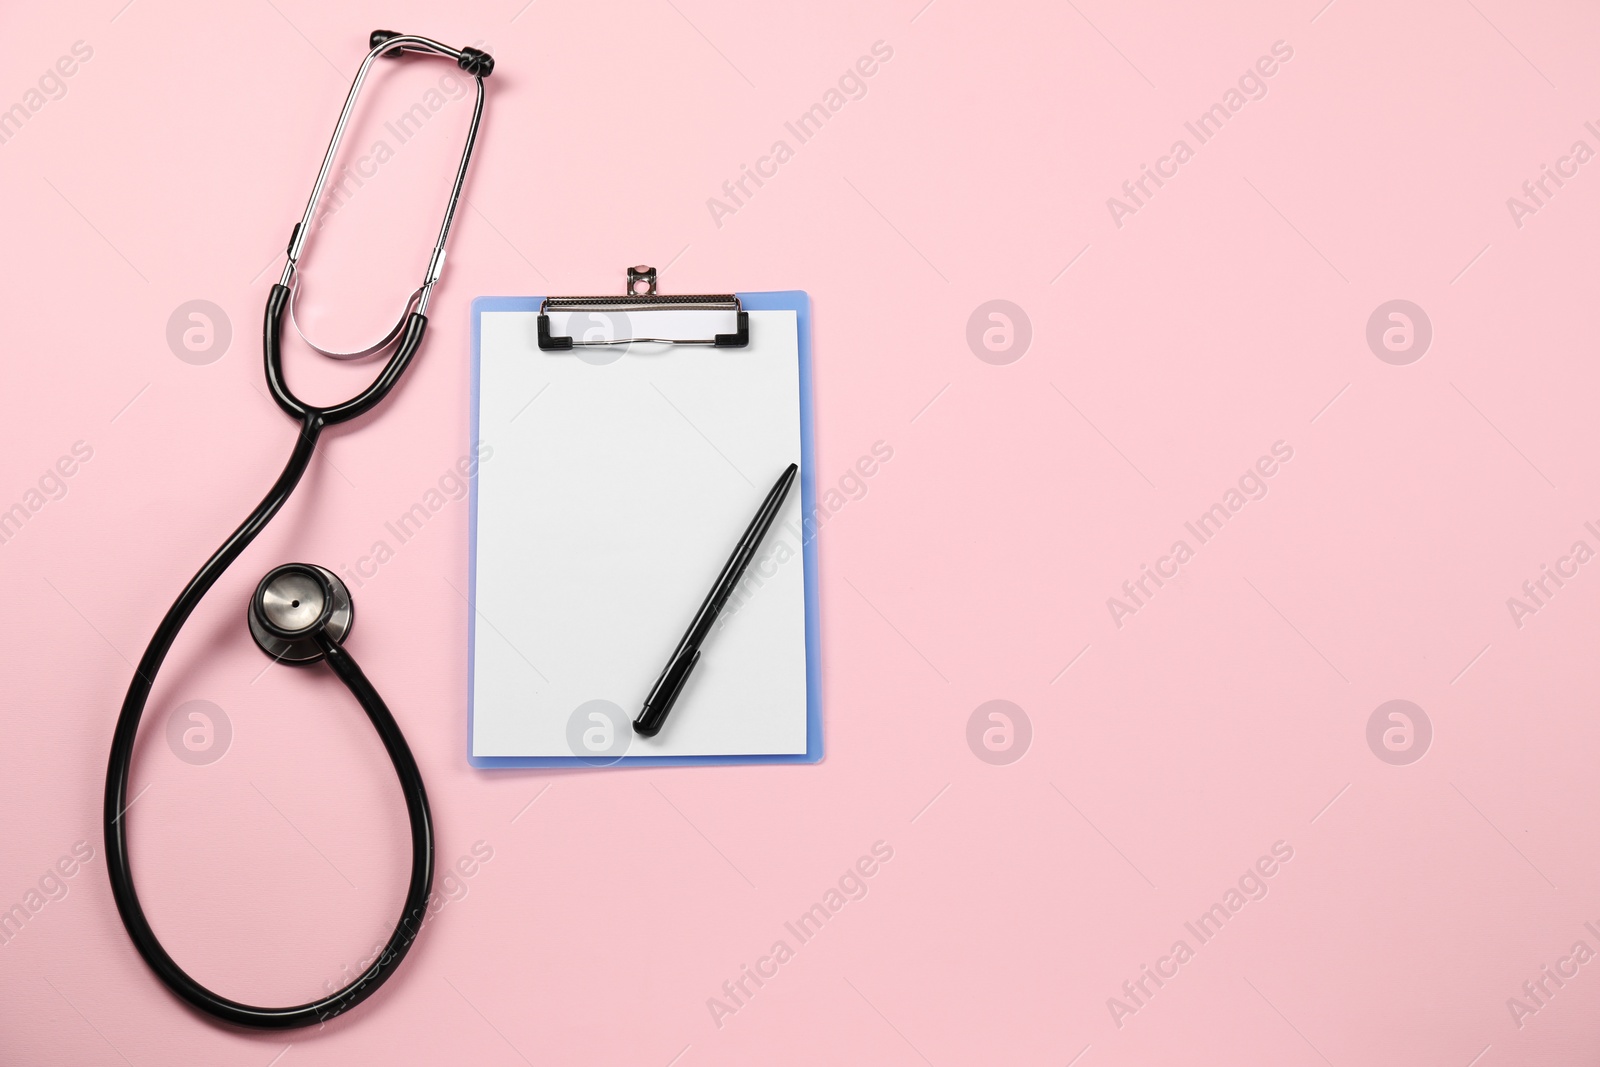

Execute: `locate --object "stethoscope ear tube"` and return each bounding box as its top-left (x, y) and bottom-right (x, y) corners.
top-left (280, 29), bottom-right (488, 358)
top-left (262, 283), bottom-right (430, 427)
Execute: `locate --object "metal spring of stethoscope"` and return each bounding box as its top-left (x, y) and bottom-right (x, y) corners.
top-left (103, 31), bottom-right (494, 1031)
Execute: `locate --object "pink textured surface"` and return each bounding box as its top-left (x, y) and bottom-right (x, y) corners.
top-left (2, 0), bottom-right (1598, 1063)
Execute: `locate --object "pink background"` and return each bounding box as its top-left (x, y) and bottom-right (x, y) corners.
top-left (3, 0), bottom-right (1599, 1063)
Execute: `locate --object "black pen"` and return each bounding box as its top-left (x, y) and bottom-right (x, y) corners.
top-left (634, 463), bottom-right (799, 738)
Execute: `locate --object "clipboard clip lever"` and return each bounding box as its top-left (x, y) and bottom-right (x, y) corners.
top-left (536, 265), bottom-right (750, 351)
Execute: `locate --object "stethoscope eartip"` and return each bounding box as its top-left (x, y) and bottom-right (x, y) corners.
top-left (248, 563), bottom-right (354, 664)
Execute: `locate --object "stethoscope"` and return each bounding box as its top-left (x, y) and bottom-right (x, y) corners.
top-left (103, 31), bottom-right (494, 1030)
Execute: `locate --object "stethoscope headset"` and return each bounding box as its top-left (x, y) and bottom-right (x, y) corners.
top-left (103, 31), bottom-right (494, 1030)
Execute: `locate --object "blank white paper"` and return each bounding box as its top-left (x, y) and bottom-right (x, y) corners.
top-left (472, 308), bottom-right (808, 758)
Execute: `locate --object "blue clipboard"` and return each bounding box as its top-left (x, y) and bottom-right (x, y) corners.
top-left (466, 290), bottom-right (822, 767)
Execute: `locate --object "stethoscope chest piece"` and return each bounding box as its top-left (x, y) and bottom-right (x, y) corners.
top-left (249, 563), bottom-right (354, 664)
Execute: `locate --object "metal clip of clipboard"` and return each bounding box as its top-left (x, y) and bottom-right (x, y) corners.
top-left (536, 265), bottom-right (750, 350)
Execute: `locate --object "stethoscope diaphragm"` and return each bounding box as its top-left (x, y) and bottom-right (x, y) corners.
top-left (247, 563), bottom-right (354, 664)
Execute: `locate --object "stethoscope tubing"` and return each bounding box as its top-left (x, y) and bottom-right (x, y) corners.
top-left (102, 288), bottom-right (435, 1029)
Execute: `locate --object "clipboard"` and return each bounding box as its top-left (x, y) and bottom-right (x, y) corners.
top-left (467, 268), bottom-right (822, 768)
